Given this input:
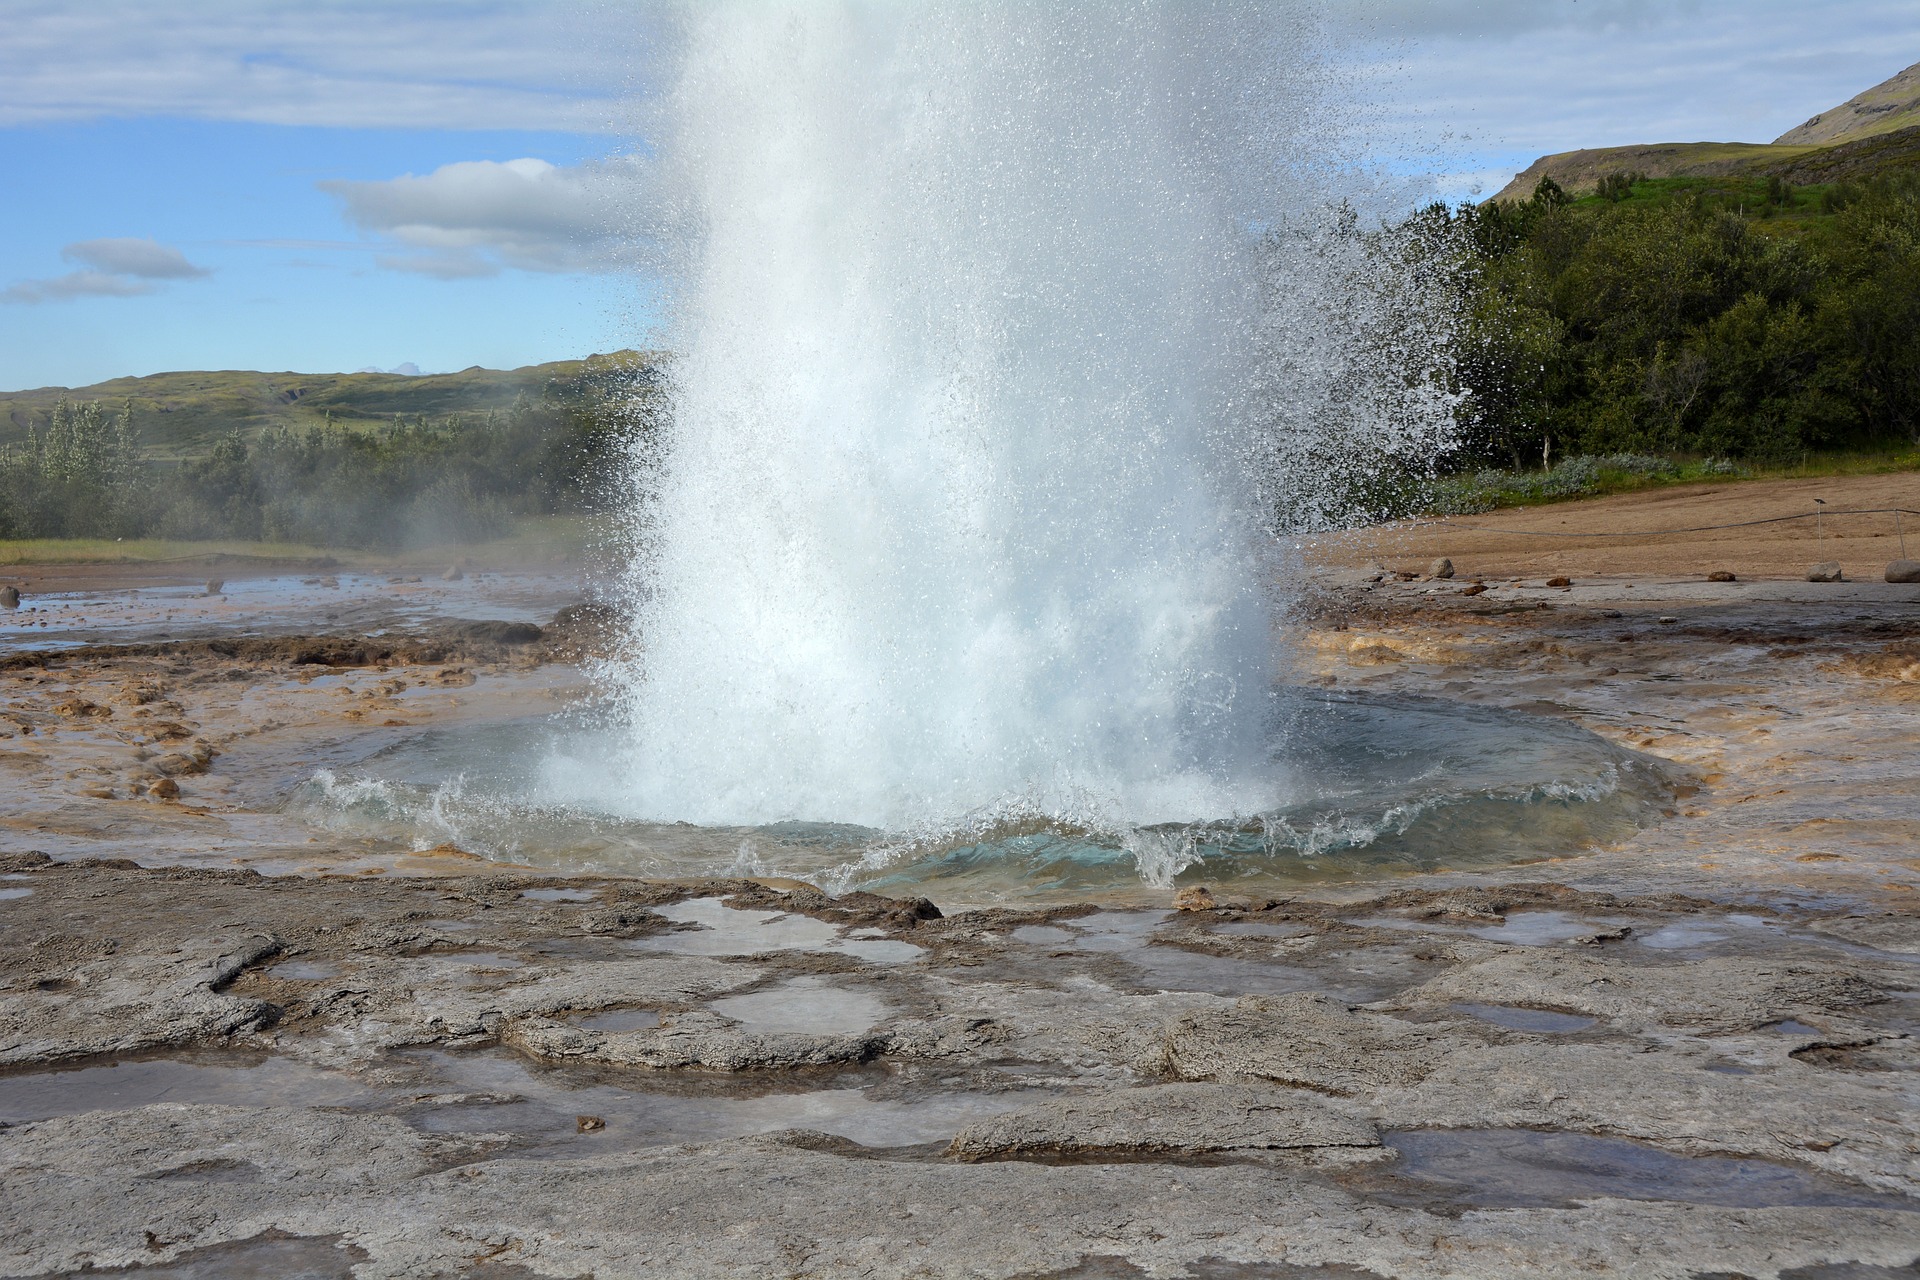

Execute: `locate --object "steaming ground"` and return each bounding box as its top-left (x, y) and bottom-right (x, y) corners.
top-left (1, 524), bottom-right (1918, 1277)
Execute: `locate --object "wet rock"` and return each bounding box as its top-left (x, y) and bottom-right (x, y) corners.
top-left (452, 620), bottom-right (543, 646)
top-left (1461, 583), bottom-right (1488, 596)
top-left (150, 751), bottom-right (208, 777)
top-left (1161, 994), bottom-right (1466, 1094)
top-left (948, 1082), bottom-right (1380, 1161)
top-left (0, 585), bottom-right (18, 609)
top-left (204, 580), bottom-right (224, 596)
top-left (576, 1114), bottom-right (607, 1133)
top-left (1173, 887), bottom-right (1217, 912)
top-left (1545, 576), bottom-right (1573, 588)
top-left (1401, 950), bottom-right (1887, 1034)
top-left (1886, 559), bottom-right (1920, 584)
top-left (1808, 562), bottom-right (1845, 582)
top-left (51, 699), bottom-right (110, 719)
top-left (1709, 571), bottom-right (1737, 583)
top-left (0, 930), bottom-right (281, 1068)
top-left (1427, 558), bottom-right (1454, 580)
top-left (147, 777), bottom-right (181, 800)
top-left (443, 565), bottom-right (465, 582)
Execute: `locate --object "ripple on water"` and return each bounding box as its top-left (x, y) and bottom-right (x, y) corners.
top-left (403, 1050), bottom-right (1040, 1153)
top-left (1379, 1129), bottom-right (1915, 1212)
top-left (627, 898), bottom-right (922, 964)
top-left (707, 977), bottom-right (888, 1035)
top-left (0, 1056), bottom-right (374, 1124)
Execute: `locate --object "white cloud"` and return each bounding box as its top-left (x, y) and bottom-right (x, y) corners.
top-left (64, 237), bottom-right (210, 279)
top-left (0, 0), bottom-right (657, 132)
top-left (2, 238), bottom-right (211, 304)
top-left (322, 156), bottom-right (646, 277)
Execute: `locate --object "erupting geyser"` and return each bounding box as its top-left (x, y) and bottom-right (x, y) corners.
top-left (596, 3), bottom-right (1440, 845)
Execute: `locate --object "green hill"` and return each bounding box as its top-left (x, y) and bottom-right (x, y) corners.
top-left (1491, 59), bottom-right (1920, 202)
top-left (0, 351), bottom-right (662, 461)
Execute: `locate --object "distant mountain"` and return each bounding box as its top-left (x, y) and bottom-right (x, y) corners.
top-left (0, 351), bottom-right (660, 460)
top-left (1492, 58), bottom-right (1920, 202)
top-left (1776, 60), bottom-right (1920, 146)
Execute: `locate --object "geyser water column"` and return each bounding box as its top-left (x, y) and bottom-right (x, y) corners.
top-left (604, 4), bottom-right (1350, 843)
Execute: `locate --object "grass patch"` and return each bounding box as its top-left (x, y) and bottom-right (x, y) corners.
top-left (0, 516), bottom-right (602, 569)
top-left (1426, 448), bottom-right (1920, 515)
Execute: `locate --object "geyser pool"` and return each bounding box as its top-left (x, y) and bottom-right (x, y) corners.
top-left (585, 2), bottom-right (1460, 854)
top-left (292, 691), bottom-right (1677, 901)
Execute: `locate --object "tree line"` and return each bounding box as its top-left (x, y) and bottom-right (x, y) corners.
top-left (0, 368), bottom-right (655, 548)
top-left (1445, 169), bottom-right (1920, 467)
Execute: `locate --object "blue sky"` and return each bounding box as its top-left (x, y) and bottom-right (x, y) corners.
top-left (0, 0), bottom-right (1914, 391)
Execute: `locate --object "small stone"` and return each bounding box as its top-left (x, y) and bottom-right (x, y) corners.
top-left (1460, 583), bottom-right (1487, 596)
top-left (1707, 571), bottom-right (1736, 583)
top-left (205, 580), bottom-right (224, 596)
top-left (148, 777), bottom-right (181, 800)
top-left (1173, 886), bottom-right (1217, 912)
top-left (1428, 557), bottom-right (1454, 580)
top-left (1807, 561), bottom-right (1844, 583)
top-left (0, 586), bottom-right (18, 609)
top-left (1545, 576), bottom-right (1572, 588)
top-left (1886, 559), bottom-right (1920, 584)
top-left (576, 1114), bottom-right (606, 1133)
top-left (80, 785), bottom-right (116, 800)
top-left (443, 565), bottom-right (465, 582)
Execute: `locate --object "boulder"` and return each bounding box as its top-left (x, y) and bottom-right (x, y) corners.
top-left (204, 579), bottom-right (224, 596)
top-left (442, 565), bottom-right (465, 582)
top-left (1427, 557), bottom-right (1454, 580)
top-left (1461, 583), bottom-right (1488, 596)
top-left (0, 585), bottom-right (18, 608)
top-left (1545, 576), bottom-right (1572, 588)
top-left (1807, 561), bottom-right (1844, 583)
top-left (1708, 570), bottom-right (1736, 583)
top-left (1886, 559), bottom-right (1920, 584)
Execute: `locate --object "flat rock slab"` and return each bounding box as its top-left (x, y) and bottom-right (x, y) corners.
top-left (948, 1082), bottom-right (1380, 1160)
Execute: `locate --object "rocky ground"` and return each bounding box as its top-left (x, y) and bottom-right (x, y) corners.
top-left (1, 540), bottom-right (1919, 1279)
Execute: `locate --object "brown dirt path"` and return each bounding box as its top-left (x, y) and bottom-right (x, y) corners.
top-left (1307, 472), bottom-right (1920, 582)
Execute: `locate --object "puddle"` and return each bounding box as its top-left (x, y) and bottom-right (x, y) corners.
top-left (1637, 922), bottom-right (1728, 950)
top-left (571, 1008), bottom-right (661, 1032)
top-left (1012, 925), bottom-right (1078, 946)
top-left (630, 898), bottom-right (844, 956)
top-left (626, 898), bottom-right (921, 965)
top-left (1453, 1003), bottom-right (1596, 1033)
top-left (0, 887), bottom-right (33, 901)
top-left (1352, 910), bottom-right (1626, 946)
top-left (1380, 1129), bottom-right (1915, 1211)
top-left (0, 1056), bottom-right (375, 1123)
top-left (1061, 911), bottom-right (1172, 952)
top-left (521, 887), bottom-right (599, 903)
top-left (835, 938), bottom-right (924, 964)
top-left (38, 1233), bottom-right (367, 1278)
top-left (706, 977), bottom-right (888, 1035)
top-left (404, 1049), bottom-right (1036, 1153)
top-left (268, 959), bottom-right (342, 981)
top-left (1770, 1019), bottom-right (1823, 1037)
top-left (424, 918), bottom-right (477, 931)
top-left (1116, 946), bottom-right (1371, 1000)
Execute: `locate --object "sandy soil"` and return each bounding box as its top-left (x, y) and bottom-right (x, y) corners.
top-left (1310, 470), bottom-right (1920, 582)
top-left (1, 500), bottom-right (1918, 1279)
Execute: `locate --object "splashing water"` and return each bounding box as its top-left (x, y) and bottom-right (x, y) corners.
top-left (568, 4), bottom-right (1461, 869)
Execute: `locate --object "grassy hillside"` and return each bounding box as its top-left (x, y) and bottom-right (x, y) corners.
top-left (1776, 59), bottom-right (1920, 146)
top-left (0, 351), bottom-right (661, 460)
top-left (1490, 60), bottom-right (1920, 202)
